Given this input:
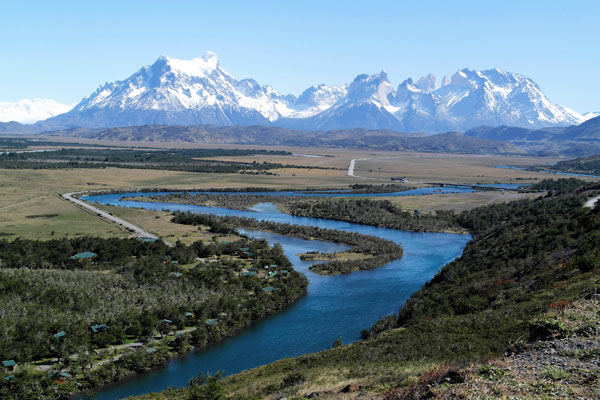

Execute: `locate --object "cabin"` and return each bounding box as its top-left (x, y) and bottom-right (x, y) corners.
top-left (168, 272), bottom-right (182, 278)
top-left (52, 331), bottom-right (66, 340)
top-left (219, 241), bottom-right (231, 245)
top-left (238, 247), bottom-right (250, 252)
top-left (70, 251), bottom-right (97, 260)
top-left (205, 318), bottom-right (219, 326)
top-left (50, 371), bottom-right (71, 384)
top-left (137, 237), bottom-right (157, 243)
top-left (160, 319), bottom-right (173, 325)
top-left (240, 251), bottom-right (254, 259)
top-left (2, 360), bottom-right (17, 373)
top-left (262, 286), bottom-right (276, 293)
top-left (280, 270), bottom-right (289, 276)
top-left (90, 324), bottom-right (108, 333)
top-left (184, 312), bottom-right (195, 319)
top-left (241, 271), bottom-right (257, 277)
top-left (3, 375), bottom-right (15, 384)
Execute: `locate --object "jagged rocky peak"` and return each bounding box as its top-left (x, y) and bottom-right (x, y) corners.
top-left (414, 73), bottom-right (437, 91)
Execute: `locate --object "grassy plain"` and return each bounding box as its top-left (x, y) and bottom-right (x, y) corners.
top-left (0, 146), bottom-right (573, 240)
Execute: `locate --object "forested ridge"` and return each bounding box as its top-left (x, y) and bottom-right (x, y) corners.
top-left (134, 180), bottom-right (600, 399)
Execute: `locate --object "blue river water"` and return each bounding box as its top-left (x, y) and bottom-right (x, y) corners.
top-left (82, 193), bottom-right (472, 399)
top-left (493, 165), bottom-right (600, 179)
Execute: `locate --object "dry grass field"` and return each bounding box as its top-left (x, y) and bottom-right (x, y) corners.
top-left (0, 145), bottom-right (581, 240)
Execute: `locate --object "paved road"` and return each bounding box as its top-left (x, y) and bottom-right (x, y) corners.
top-left (584, 195), bottom-right (600, 209)
top-left (62, 192), bottom-right (158, 239)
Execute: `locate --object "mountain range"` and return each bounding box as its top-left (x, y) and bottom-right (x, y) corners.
top-left (0, 98), bottom-right (72, 124)
top-left (6, 52), bottom-right (587, 133)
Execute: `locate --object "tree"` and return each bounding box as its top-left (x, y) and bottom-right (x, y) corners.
top-left (187, 372), bottom-right (225, 400)
top-left (332, 337), bottom-right (343, 348)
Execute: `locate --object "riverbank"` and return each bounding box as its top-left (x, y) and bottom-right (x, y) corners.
top-left (73, 191), bottom-right (470, 399)
top-left (126, 180), bottom-right (600, 400)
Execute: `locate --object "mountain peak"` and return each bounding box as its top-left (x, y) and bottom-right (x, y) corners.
top-left (415, 73), bottom-right (437, 91)
top-left (158, 51), bottom-right (221, 77)
top-left (38, 55), bottom-right (586, 131)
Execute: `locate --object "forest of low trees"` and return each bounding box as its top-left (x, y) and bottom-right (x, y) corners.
top-left (0, 236), bottom-right (306, 397)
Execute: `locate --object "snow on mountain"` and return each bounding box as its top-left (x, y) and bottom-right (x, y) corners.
top-left (0, 98), bottom-right (72, 123)
top-left (432, 68), bottom-right (585, 130)
top-left (44, 52), bottom-right (345, 129)
top-left (583, 112), bottom-right (600, 121)
top-left (37, 52), bottom-right (586, 132)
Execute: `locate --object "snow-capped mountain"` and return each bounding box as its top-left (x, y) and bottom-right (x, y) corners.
top-left (432, 68), bottom-right (585, 130)
top-left (39, 52), bottom-right (586, 132)
top-left (0, 98), bottom-right (72, 123)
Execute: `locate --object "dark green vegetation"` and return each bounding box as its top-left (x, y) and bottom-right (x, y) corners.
top-left (134, 179), bottom-right (600, 399)
top-left (528, 178), bottom-right (588, 194)
top-left (288, 198), bottom-right (465, 233)
top-left (0, 236), bottom-right (306, 398)
top-left (137, 192), bottom-right (309, 211)
top-left (44, 124), bottom-right (520, 154)
top-left (347, 183), bottom-right (414, 194)
top-left (543, 154), bottom-right (600, 176)
top-left (171, 212), bottom-right (403, 275)
top-left (0, 148), bottom-right (333, 174)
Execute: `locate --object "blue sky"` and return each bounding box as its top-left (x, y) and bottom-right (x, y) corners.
top-left (1, 0), bottom-right (598, 112)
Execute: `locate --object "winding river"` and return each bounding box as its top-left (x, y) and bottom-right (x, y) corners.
top-left (81, 192), bottom-right (472, 399)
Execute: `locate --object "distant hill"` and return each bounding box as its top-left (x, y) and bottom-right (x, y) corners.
top-left (465, 116), bottom-right (600, 156)
top-left (44, 124), bottom-right (522, 154)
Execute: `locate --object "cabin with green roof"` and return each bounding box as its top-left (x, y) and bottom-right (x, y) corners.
top-left (52, 331), bottom-right (66, 339)
top-left (50, 370), bottom-right (71, 383)
top-left (90, 324), bottom-right (108, 333)
top-left (70, 251), bottom-right (97, 260)
top-left (262, 286), bottom-right (276, 293)
top-left (205, 318), bottom-right (219, 326)
top-left (2, 360), bottom-right (16, 373)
